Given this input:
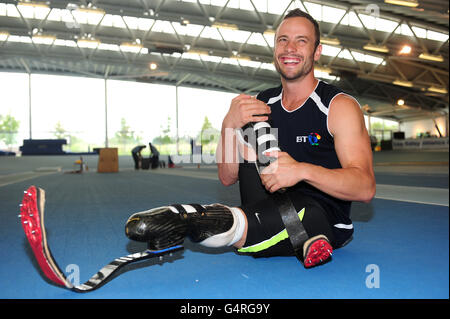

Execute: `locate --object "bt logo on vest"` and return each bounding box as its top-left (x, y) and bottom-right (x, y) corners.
top-left (296, 133), bottom-right (321, 146)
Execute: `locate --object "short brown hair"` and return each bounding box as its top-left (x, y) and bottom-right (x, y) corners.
top-left (283, 9), bottom-right (321, 50)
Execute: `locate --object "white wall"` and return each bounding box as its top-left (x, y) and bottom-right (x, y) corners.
top-left (400, 115), bottom-right (448, 138)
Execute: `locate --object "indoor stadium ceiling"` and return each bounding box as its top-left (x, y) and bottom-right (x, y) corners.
top-left (0, 0), bottom-right (448, 122)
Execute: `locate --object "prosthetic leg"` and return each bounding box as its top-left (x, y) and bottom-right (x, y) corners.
top-left (238, 121), bottom-right (333, 268)
top-left (125, 204), bottom-right (245, 249)
top-left (20, 186), bottom-right (245, 291)
top-left (19, 186), bottom-right (182, 292)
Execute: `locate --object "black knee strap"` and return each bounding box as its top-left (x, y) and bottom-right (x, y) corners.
top-left (169, 204), bottom-right (206, 215)
top-left (272, 192), bottom-right (309, 262)
top-left (242, 121), bottom-right (309, 261)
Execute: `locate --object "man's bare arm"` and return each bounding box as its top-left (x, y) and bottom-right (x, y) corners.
top-left (261, 94), bottom-right (376, 203)
top-left (217, 94), bottom-right (271, 186)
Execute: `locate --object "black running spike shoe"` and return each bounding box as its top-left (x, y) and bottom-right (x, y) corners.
top-left (125, 204), bottom-right (233, 250)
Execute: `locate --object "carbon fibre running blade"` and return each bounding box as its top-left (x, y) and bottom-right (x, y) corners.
top-left (20, 186), bottom-right (73, 288)
top-left (20, 185), bottom-right (184, 292)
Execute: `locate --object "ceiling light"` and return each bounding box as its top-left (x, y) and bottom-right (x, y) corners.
top-left (397, 99), bottom-right (405, 106)
top-left (320, 37), bottom-right (340, 46)
top-left (17, 1), bottom-right (49, 9)
top-left (399, 45), bottom-right (412, 55)
top-left (77, 38), bottom-right (100, 49)
top-left (32, 33), bottom-right (56, 44)
top-left (427, 86), bottom-right (448, 94)
top-left (392, 79), bottom-right (413, 87)
top-left (120, 42), bottom-right (144, 53)
top-left (77, 6), bottom-right (105, 15)
top-left (149, 62), bottom-right (157, 70)
top-left (230, 55), bottom-right (251, 61)
top-left (263, 28), bottom-right (276, 36)
top-left (418, 53), bottom-right (444, 62)
top-left (0, 31), bottom-right (10, 41)
top-left (188, 49), bottom-right (209, 56)
top-left (212, 22), bottom-right (238, 31)
top-left (315, 66), bottom-right (333, 74)
top-left (384, 0), bottom-right (419, 7)
top-left (363, 43), bottom-right (389, 53)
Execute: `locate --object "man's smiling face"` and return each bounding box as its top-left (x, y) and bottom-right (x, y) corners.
top-left (273, 17), bottom-right (322, 82)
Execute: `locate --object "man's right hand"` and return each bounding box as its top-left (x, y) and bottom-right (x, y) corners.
top-left (222, 94), bottom-right (271, 129)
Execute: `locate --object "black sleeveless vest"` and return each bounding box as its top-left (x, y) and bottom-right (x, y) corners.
top-left (239, 80), bottom-right (353, 225)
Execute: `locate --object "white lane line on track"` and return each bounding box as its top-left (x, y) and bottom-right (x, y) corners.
top-left (375, 184), bottom-right (449, 206)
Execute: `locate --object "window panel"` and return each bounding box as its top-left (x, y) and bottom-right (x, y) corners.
top-left (0, 72), bottom-right (29, 151)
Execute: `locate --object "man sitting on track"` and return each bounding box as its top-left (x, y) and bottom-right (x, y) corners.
top-left (125, 9), bottom-right (375, 268)
top-left (21, 10), bottom-right (376, 291)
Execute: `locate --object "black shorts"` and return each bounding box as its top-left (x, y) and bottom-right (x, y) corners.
top-left (237, 189), bottom-right (353, 258)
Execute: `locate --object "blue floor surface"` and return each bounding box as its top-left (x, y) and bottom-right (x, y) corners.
top-left (0, 169), bottom-right (448, 299)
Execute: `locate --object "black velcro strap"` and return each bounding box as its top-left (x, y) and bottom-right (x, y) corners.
top-left (170, 204), bottom-right (187, 214)
top-left (272, 192), bottom-right (309, 262)
top-left (188, 204), bottom-right (206, 213)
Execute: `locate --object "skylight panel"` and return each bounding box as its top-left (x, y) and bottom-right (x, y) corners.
top-left (16, 4), bottom-right (34, 18)
top-left (394, 23), bottom-right (413, 36)
top-left (201, 55), bottom-right (223, 63)
top-left (0, 3), bottom-right (6, 16)
top-left (47, 8), bottom-right (63, 22)
top-left (322, 6), bottom-right (346, 24)
top-left (338, 49), bottom-right (353, 60)
top-left (375, 17), bottom-right (398, 33)
top-left (171, 22), bottom-right (187, 36)
top-left (217, 28), bottom-right (250, 43)
top-left (16, 3), bottom-right (50, 19)
top-left (263, 33), bottom-right (275, 48)
top-left (411, 26), bottom-right (427, 38)
top-left (427, 30), bottom-right (448, 42)
top-left (211, 0), bottom-right (227, 6)
top-left (98, 43), bottom-right (119, 51)
top-left (8, 35), bottom-right (32, 43)
top-left (253, 0), bottom-right (267, 13)
top-left (260, 62), bottom-right (276, 71)
top-left (72, 10), bottom-right (88, 24)
top-left (152, 20), bottom-right (175, 34)
top-left (303, 2), bottom-right (322, 21)
top-left (201, 26), bottom-right (222, 40)
top-left (54, 39), bottom-right (77, 47)
top-left (123, 16), bottom-right (140, 30)
top-left (269, 0), bottom-right (292, 15)
top-left (6, 4), bottom-right (20, 17)
top-left (348, 12), bottom-right (363, 28)
top-left (358, 14), bottom-right (375, 30)
top-left (138, 18), bottom-right (154, 31)
top-left (110, 14), bottom-right (126, 29)
top-left (321, 44), bottom-right (342, 57)
top-left (221, 57), bottom-right (239, 65)
top-left (34, 6), bottom-right (51, 19)
top-left (183, 24), bottom-right (204, 37)
top-left (100, 14), bottom-right (114, 27)
top-left (238, 0), bottom-right (254, 11)
top-left (182, 52), bottom-right (202, 61)
top-left (364, 54), bottom-right (384, 65)
top-left (314, 70), bottom-right (338, 81)
top-left (238, 59), bottom-right (261, 68)
top-left (247, 32), bottom-right (267, 46)
top-left (60, 10), bottom-right (76, 27)
top-left (351, 51), bottom-right (366, 62)
top-left (227, 0), bottom-right (239, 9)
